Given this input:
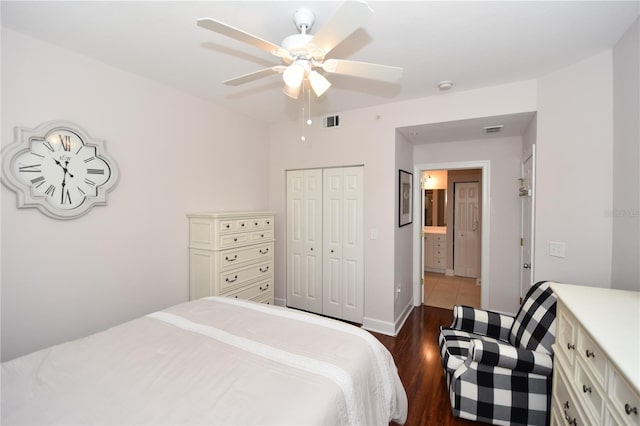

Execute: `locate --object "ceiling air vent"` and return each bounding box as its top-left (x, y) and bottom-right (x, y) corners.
top-left (483, 125), bottom-right (504, 134)
top-left (323, 115), bottom-right (340, 129)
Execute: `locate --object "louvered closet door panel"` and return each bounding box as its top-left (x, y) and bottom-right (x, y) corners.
top-left (286, 169), bottom-right (323, 313)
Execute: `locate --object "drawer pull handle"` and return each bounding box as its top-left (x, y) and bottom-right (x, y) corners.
top-left (261, 234), bottom-right (265, 238)
top-left (582, 384), bottom-right (592, 393)
top-left (585, 349), bottom-right (595, 358)
top-left (241, 223), bottom-right (245, 227)
top-left (625, 404), bottom-right (638, 416)
top-left (259, 266), bottom-right (269, 273)
top-left (254, 222), bottom-right (259, 226)
top-left (563, 401), bottom-right (570, 410)
top-left (225, 275), bottom-right (238, 283)
top-left (259, 248), bottom-right (269, 254)
top-left (267, 221), bottom-right (270, 224)
top-left (233, 238), bottom-right (238, 242)
top-left (225, 255), bottom-right (238, 262)
top-left (225, 224), bottom-right (230, 229)
top-left (259, 284), bottom-right (269, 291)
top-left (567, 343), bottom-right (575, 350)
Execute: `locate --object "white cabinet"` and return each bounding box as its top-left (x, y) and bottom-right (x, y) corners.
top-left (286, 166), bottom-right (364, 323)
top-left (188, 212), bottom-right (274, 304)
top-left (424, 232), bottom-right (446, 272)
top-left (551, 284), bottom-right (640, 426)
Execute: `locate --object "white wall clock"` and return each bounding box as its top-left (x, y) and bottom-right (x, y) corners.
top-left (1, 120), bottom-right (119, 219)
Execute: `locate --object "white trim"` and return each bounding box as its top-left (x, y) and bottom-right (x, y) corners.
top-left (413, 161), bottom-right (491, 310)
top-left (394, 301), bottom-right (414, 335)
top-left (362, 317), bottom-right (396, 336)
top-left (274, 296), bottom-right (286, 307)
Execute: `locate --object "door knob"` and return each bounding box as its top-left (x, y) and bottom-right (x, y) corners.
top-left (523, 263), bottom-right (530, 269)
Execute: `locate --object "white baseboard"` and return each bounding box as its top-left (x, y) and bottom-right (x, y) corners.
top-left (362, 301), bottom-right (415, 337)
top-left (445, 269), bottom-right (454, 276)
top-left (362, 317), bottom-right (396, 336)
top-left (274, 297), bottom-right (286, 307)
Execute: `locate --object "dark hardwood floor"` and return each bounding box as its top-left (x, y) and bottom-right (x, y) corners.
top-left (370, 305), bottom-right (481, 426)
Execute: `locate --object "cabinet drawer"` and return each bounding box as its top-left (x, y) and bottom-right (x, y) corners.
top-left (554, 367), bottom-right (589, 426)
top-left (434, 248), bottom-right (446, 258)
top-left (218, 243), bottom-right (273, 271)
top-left (433, 258), bottom-right (446, 268)
top-left (575, 358), bottom-right (604, 422)
top-left (434, 241), bottom-right (446, 250)
top-left (227, 278), bottom-right (274, 301)
top-left (577, 329), bottom-right (606, 387)
top-left (434, 235), bottom-right (446, 242)
top-left (556, 302), bottom-right (578, 366)
top-left (610, 372), bottom-right (640, 425)
top-left (250, 217), bottom-right (274, 230)
top-left (218, 261), bottom-right (273, 293)
top-left (220, 232), bottom-right (251, 248)
top-left (250, 230), bottom-right (273, 243)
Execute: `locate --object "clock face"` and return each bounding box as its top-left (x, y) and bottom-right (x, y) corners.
top-left (12, 129), bottom-right (112, 212)
top-left (1, 121), bottom-right (118, 219)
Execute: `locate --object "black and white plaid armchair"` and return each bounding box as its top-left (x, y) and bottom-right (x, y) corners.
top-left (438, 281), bottom-right (557, 425)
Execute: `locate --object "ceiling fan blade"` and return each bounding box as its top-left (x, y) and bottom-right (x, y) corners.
top-left (197, 18), bottom-right (291, 60)
top-left (223, 66), bottom-right (287, 86)
top-left (321, 59), bottom-right (403, 82)
top-left (308, 1), bottom-right (374, 57)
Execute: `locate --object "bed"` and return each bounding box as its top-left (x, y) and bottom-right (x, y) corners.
top-left (1, 297), bottom-right (408, 425)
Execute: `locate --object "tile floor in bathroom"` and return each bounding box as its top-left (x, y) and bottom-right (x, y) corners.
top-left (423, 271), bottom-right (481, 310)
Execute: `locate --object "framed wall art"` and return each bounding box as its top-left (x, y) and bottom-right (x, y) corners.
top-left (399, 169), bottom-right (413, 227)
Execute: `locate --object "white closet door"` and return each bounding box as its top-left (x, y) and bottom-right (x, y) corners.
top-left (286, 169), bottom-right (323, 313)
top-left (454, 182), bottom-right (480, 278)
top-left (322, 166), bottom-right (364, 323)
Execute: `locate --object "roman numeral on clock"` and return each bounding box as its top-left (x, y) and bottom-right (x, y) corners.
top-left (44, 184), bottom-right (56, 197)
top-left (30, 176), bottom-right (46, 188)
top-left (61, 189), bottom-right (72, 205)
top-left (19, 164), bottom-right (42, 173)
top-left (59, 135), bottom-right (72, 151)
top-left (84, 178), bottom-right (96, 187)
top-left (87, 168), bottom-right (104, 175)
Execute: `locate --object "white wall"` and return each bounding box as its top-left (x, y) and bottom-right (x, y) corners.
top-left (535, 50), bottom-right (614, 287)
top-left (611, 18), bottom-right (640, 290)
top-left (268, 81), bottom-right (537, 331)
top-left (1, 30), bottom-right (270, 360)
top-left (414, 137), bottom-right (523, 313)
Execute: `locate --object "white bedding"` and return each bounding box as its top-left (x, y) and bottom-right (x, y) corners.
top-left (1, 297), bottom-right (408, 425)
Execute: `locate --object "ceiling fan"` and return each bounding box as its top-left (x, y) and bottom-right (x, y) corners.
top-left (196, 0), bottom-right (403, 99)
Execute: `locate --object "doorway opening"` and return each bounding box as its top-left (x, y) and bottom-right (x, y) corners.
top-left (413, 161), bottom-right (490, 310)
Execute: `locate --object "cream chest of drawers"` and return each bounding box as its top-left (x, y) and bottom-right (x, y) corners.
top-left (424, 231), bottom-right (447, 272)
top-left (188, 212), bottom-right (274, 304)
top-left (550, 284), bottom-right (640, 426)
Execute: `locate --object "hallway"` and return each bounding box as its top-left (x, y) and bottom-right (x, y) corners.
top-left (423, 272), bottom-right (480, 310)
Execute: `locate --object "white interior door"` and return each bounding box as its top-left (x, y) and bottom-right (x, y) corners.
top-left (322, 166), bottom-right (364, 323)
top-left (520, 145), bottom-right (536, 301)
top-left (454, 182), bottom-right (480, 278)
top-left (286, 169), bottom-right (323, 313)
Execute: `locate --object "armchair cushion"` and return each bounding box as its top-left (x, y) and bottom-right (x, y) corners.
top-left (438, 328), bottom-right (504, 375)
top-left (451, 305), bottom-right (515, 342)
top-left (469, 339), bottom-right (554, 376)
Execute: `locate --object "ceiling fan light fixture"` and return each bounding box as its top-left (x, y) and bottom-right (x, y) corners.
top-left (308, 71), bottom-right (331, 97)
top-left (283, 63), bottom-right (305, 88)
top-left (282, 84), bottom-right (301, 99)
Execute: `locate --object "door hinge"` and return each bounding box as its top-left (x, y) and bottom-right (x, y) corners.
top-left (519, 297), bottom-right (523, 305)
top-left (421, 278), bottom-right (424, 286)
top-left (520, 237), bottom-right (524, 246)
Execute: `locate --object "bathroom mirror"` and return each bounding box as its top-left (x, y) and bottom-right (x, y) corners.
top-left (425, 189), bottom-right (447, 226)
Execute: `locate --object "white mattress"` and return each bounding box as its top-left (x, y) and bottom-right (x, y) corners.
top-left (2, 297), bottom-right (408, 425)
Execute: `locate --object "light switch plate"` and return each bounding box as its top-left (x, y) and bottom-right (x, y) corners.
top-left (549, 241), bottom-right (566, 258)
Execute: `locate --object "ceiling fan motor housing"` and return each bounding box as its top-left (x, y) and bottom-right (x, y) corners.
top-left (293, 9), bottom-right (315, 33)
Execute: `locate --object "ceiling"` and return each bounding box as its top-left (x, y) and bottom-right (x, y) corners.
top-left (2, 1), bottom-right (638, 124)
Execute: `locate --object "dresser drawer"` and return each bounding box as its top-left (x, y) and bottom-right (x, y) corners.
top-left (556, 302), bottom-right (578, 366)
top-left (577, 328), bottom-right (606, 387)
top-left (218, 261), bottom-right (273, 294)
top-left (217, 243), bottom-right (273, 271)
top-left (554, 367), bottom-right (589, 426)
top-left (228, 278), bottom-right (274, 302)
top-left (575, 358), bottom-right (604, 423)
top-left (250, 230), bottom-right (273, 244)
top-left (434, 235), bottom-right (446, 242)
top-left (250, 217), bottom-right (274, 230)
top-left (434, 248), bottom-right (446, 258)
top-left (610, 372), bottom-right (640, 425)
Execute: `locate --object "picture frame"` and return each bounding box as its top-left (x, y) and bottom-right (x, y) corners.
top-left (398, 169), bottom-right (413, 227)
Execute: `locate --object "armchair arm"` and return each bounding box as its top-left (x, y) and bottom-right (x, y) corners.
top-left (469, 339), bottom-right (554, 376)
top-left (451, 305), bottom-right (514, 342)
